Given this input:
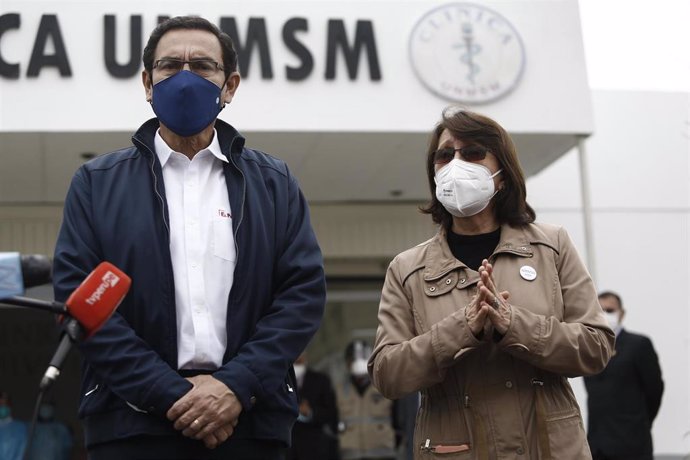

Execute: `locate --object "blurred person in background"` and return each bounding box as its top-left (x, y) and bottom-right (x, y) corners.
top-left (27, 401), bottom-right (73, 460)
top-left (368, 109), bottom-right (614, 459)
top-left (289, 351), bottom-right (340, 460)
top-left (337, 340), bottom-right (396, 460)
top-left (0, 390), bottom-right (27, 460)
top-left (585, 291), bottom-right (664, 460)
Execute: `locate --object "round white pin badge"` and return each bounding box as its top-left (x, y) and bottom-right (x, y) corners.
top-left (519, 265), bottom-right (537, 281)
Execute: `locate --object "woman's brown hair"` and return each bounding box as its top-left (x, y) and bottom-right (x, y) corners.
top-left (421, 109), bottom-right (536, 228)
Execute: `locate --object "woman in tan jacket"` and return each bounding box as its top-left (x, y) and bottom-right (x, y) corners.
top-left (368, 109), bottom-right (614, 459)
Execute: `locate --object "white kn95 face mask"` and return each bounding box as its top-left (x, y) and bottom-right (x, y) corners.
top-left (604, 311), bottom-right (621, 331)
top-left (435, 159), bottom-right (502, 217)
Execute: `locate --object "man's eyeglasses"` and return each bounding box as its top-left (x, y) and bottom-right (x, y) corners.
top-left (153, 59), bottom-right (224, 77)
top-left (433, 145), bottom-right (489, 165)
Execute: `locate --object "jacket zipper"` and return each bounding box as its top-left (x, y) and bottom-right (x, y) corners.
top-left (421, 438), bottom-right (471, 454)
top-left (137, 140), bottom-right (178, 357)
top-left (227, 150), bottom-right (246, 259)
top-left (145, 147), bottom-right (170, 235)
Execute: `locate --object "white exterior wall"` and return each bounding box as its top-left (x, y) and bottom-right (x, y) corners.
top-left (0, 0), bottom-right (592, 134)
top-left (528, 90), bottom-right (690, 456)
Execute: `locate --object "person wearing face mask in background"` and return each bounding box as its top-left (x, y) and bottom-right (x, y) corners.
top-left (336, 340), bottom-right (397, 460)
top-left (26, 402), bottom-right (74, 460)
top-left (584, 291), bottom-right (664, 460)
top-left (0, 391), bottom-right (27, 460)
top-left (368, 109), bottom-right (615, 459)
top-left (52, 15), bottom-right (325, 460)
top-left (289, 352), bottom-right (340, 460)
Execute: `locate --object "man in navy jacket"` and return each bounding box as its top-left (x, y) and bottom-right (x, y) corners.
top-left (53, 16), bottom-right (325, 460)
top-left (585, 291), bottom-right (664, 460)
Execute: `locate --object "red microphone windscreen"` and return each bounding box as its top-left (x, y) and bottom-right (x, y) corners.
top-left (65, 262), bottom-right (131, 336)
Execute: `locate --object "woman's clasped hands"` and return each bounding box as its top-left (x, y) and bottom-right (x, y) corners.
top-left (465, 259), bottom-right (512, 339)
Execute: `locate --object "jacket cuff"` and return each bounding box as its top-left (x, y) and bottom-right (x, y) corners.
top-left (142, 372), bottom-right (194, 416)
top-left (431, 309), bottom-right (482, 368)
top-left (496, 304), bottom-right (545, 356)
top-left (213, 361), bottom-right (262, 411)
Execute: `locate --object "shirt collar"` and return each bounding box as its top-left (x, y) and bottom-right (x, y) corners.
top-left (154, 129), bottom-right (228, 167)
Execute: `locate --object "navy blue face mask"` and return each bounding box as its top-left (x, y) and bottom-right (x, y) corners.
top-left (151, 70), bottom-right (225, 137)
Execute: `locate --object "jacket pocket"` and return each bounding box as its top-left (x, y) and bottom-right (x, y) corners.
top-left (262, 372), bottom-right (299, 417)
top-left (78, 378), bottom-right (121, 417)
top-left (533, 377), bottom-right (591, 459)
top-left (414, 388), bottom-right (473, 459)
top-left (544, 409), bottom-right (591, 459)
top-left (423, 271), bottom-right (459, 297)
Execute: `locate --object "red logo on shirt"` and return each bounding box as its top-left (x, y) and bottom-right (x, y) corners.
top-left (218, 209), bottom-right (231, 218)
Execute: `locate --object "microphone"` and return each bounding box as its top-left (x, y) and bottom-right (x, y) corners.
top-left (40, 262), bottom-right (131, 390)
top-left (0, 252), bottom-right (53, 299)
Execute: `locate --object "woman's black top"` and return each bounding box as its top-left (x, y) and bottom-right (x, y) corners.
top-left (446, 227), bottom-right (501, 271)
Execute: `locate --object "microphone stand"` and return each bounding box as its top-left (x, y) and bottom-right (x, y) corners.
top-left (0, 296), bottom-right (67, 314)
top-left (1, 296), bottom-right (76, 460)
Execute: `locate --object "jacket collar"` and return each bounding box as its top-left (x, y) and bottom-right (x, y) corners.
top-left (422, 227), bottom-right (465, 281)
top-left (422, 223), bottom-right (550, 280)
top-left (132, 118), bottom-right (246, 159)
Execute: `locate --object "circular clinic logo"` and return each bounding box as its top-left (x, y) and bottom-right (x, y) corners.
top-left (409, 3), bottom-right (526, 104)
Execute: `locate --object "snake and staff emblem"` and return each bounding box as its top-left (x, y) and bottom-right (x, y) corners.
top-left (409, 3), bottom-right (526, 104)
top-left (454, 22), bottom-right (481, 84)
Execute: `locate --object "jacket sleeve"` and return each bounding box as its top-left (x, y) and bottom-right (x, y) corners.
top-left (53, 168), bottom-right (192, 416)
top-left (368, 258), bottom-right (482, 400)
top-left (213, 172), bottom-right (326, 410)
top-left (634, 335), bottom-right (664, 422)
top-left (497, 226), bottom-right (615, 377)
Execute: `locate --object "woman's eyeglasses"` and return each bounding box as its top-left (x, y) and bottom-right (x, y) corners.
top-left (432, 145), bottom-right (489, 165)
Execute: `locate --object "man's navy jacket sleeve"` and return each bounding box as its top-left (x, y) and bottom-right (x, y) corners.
top-left (212, 170), bottom-right (326, 411)
top-left (635, 335), bottom-right (664, 423)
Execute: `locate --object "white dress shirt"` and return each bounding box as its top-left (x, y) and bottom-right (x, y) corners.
top-left (155, 130), bottom-right (235, 370)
